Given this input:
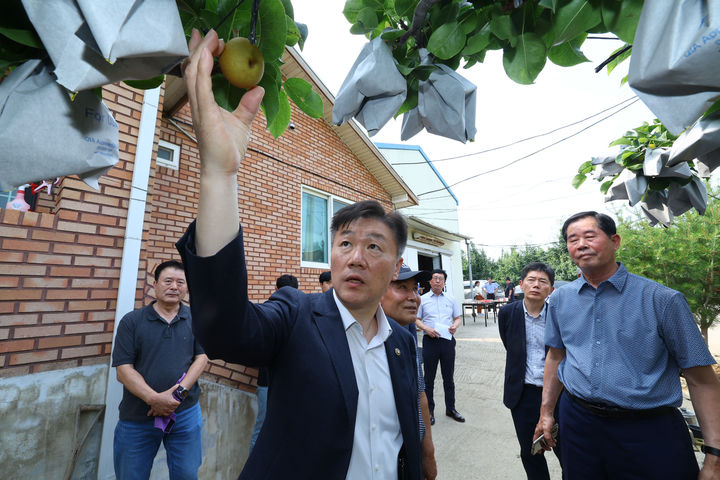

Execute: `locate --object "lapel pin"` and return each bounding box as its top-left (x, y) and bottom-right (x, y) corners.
top-left (394, 348), bottom-right (401, 356)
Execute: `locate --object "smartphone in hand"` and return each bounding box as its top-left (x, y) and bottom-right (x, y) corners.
top-left (531, 423), bottom-right (559, 455)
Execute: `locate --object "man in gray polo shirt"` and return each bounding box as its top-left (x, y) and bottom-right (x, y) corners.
top-left (112, 260), bottom-right (208, 480)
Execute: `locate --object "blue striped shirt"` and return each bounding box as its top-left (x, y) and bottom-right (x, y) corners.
top-left (545, 263), bottom-right (715, 409)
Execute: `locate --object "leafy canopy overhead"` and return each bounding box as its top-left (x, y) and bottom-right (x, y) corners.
top-left (342, 0), bottom-right (643, 116)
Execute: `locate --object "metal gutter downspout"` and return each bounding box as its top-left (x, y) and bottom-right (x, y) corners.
top-left (96, 86), bottom-right (161, 480)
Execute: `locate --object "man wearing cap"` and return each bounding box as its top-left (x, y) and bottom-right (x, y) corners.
top-left (416, 269), bottom-right (465, 425)
top-left (381, 265), bottom-right (437, 479)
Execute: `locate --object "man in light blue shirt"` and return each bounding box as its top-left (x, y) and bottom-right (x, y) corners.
top-left (535, 211), bottom-right (720, 479)
top-left (482, 277), bottom-right (500, 299)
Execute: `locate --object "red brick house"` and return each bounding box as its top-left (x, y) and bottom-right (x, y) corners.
top-left (0, 47), bottom-right (417, 479)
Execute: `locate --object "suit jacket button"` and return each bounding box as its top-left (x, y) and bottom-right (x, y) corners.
top-left (394, 348), bottom-right (401, 356)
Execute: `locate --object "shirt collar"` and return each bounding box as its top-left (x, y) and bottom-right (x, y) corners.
top-left (147, 301), bottom-right (189, 322)
top-left (521, 299), bottom-right (547, 320)
top-left (333, 290), bottom-right (393, 341)
top-left (576, 262), bottom-right (628, 293)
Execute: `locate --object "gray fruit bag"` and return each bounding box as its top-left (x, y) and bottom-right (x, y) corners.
top-left (0, 60), bottom-right (119, 191)
top-left (629, 0), bottom-right (720, 135)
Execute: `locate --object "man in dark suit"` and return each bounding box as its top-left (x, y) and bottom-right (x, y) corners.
top-left (177, 30), bottom-right (421, 480)
top-left (499, 262), bottom-right (562, 480)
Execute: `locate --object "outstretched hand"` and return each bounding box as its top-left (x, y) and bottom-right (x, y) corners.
top-left (182, 29), bottom-right (265, 256)
top-left (183, 28), bottom-right (264, 177)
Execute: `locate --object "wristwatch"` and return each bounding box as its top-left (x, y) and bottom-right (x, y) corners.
top-left (172, 385), bottom-right (189, 402)
top-left (702, 445), bottom-right (720, 457)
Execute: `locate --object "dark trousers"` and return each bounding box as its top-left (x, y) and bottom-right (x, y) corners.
top-left (558, 391), bottom-right (698, 479)
top-left (422, 335), bottom-right (456, 414)
top-left (510, 384), bottom-right (563, 480)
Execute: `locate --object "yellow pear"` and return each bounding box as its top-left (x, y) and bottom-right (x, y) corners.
top-left (219, 37), bottom-right (265, 89)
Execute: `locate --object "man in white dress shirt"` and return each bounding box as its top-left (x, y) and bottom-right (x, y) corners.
top-left (416, 269), bottom-right (465, 425)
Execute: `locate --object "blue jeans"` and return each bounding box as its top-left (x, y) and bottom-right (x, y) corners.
top-left (250, 385), bottom-right (268, 451)
top-left (114, 402), bottom-right (203, 480)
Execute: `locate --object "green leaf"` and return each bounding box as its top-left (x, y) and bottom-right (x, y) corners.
top-left (215, 0), bottom-right (251, 42)
top-left (427, 22), bottom-right (466, 60)
top-left (394, 0), bottom-right (416, 19)
top-left (490, 15), bottom-right (514, 43)
top-left (605, 44), bottom-right (632, 75)
top-left (284, 77), bottom-right (324, 118)
top-left (285, 15), bottom-right (301, 46)
top-left (609, 137), bottom-right (633, 147)
top-left (462, 31), bottom-right (491, 56)
top-left (548, 33), bottom-right (589, 66)
top-left (259, 71), bottom-right (280, 121)
top-left (280, 0), bottom-right (295, 19)
top-left (380, 29), bottom-right (407, 42)
top-left (212, 73), bottom-right (246, 112)
top-left (357, 7), bottom-right (379, 30)
top-left (261, 61), bottom-right (283, 90)
top-left (572, 173), bottom-right (588, 189)
top-left (343, 0), bottom-right (365, 23)
top-left (502, 33), bottom-right (547, 85)
top-left (601, 0), bottom-right (643, 44)
top-left (549, 0), bottom-right (601, 46)
top-left (600, 178), bottom-right (615, 194)
top-left (0, 27), bottom-right (41, 48)
top-left (577, 160), bottom-right (594, 175)
top-left (123, 75), bottom-right (165, 90)
top-left (257, 0), bottom-right (288, 61)
top-left (702, 97), bottom-right (720, 119)
top-left (539, 0), bottom-right (559, 13)
top-left (267, 89), bottom-right (292, 138)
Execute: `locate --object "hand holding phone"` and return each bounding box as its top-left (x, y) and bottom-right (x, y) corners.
top-left (531, 423), bottom-right (559, 455)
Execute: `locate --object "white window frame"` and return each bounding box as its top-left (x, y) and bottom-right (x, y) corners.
top-left (300, 186), bottom-right (352, 268)
top-left (157, 140), bottom-right (181, 170)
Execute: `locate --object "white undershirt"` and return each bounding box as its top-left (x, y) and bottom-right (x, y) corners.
top-left (333, 291), bottom-right (402, 480)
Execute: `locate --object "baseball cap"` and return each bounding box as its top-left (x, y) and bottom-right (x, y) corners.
top-left (395, 264), bottom-right (431, 282)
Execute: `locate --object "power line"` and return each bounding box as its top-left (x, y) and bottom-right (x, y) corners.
top-left (417, 98), bottom-right (640, 197)
top-left (390, 96), bottom-right (637, 166)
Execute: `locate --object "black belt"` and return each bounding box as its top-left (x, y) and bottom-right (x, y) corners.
top-left (566, 391), bottom-right (675, 419)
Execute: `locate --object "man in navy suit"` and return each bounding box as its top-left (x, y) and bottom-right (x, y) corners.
top-left (498, 262), bottom-right (562, 480)
top-left (177, 30), bottom-right (422, 480)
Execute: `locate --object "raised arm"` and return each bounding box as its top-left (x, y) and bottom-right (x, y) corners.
top-left (182, 28), bottom-right (264, 256)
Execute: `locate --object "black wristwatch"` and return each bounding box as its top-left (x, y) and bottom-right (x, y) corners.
top-left (702, 445), bottom-right (720, 457)
top-left (172, 385), bottom-right (189, 402)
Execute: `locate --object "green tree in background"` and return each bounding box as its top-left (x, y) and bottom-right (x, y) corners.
top-left (463, 238), bottom-right (577, 285)
top-left (494, 239), bottom-right (577, 284)
top-left (462, 241), bottom-right (496, 282)
top-left (617, 184), bottom-right (720, 343)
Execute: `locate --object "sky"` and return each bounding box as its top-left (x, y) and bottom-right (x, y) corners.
top-left (290, 1), bottom-right (658, 259)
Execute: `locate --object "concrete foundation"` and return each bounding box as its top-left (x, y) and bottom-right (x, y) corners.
top-left (1, 365), bottom-right (257, 479)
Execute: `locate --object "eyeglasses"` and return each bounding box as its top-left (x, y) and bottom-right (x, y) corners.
top-left (523, 277), bottom-right (550, 287)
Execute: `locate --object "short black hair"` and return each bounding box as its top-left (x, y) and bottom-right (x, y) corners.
top-left (276, 274), bottom-right (299, 289)
top-left (318, 271), bottom-right (331, 284)
top-left (154, 260), bottom-right (183, 281)
top-left (431, 269), bottom-right (447, 280)
top-left (520, 262), bottom-right (555, 286)
top-left (331, 200), bottom-right (407, 259)
top-left (505, 277), bottom-right (511, 281)
top-left (561, 211), bottom-right (616, 241)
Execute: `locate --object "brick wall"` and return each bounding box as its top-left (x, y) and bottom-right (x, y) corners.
top-left (1, 79), bottom-right (393, 393)
top-left (0, 83), bottom-right (157, 378)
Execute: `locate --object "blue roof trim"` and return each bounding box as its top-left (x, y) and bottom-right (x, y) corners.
top-left (375, 143), bottom-right (459, 206)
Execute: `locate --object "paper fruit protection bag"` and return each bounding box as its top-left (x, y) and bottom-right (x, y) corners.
top-left (629, 0), bottom-right (720, 135)
top-left (22, 0), bottom-right (188, 92)
top-left (0, 60), bottom-right (119, 191)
